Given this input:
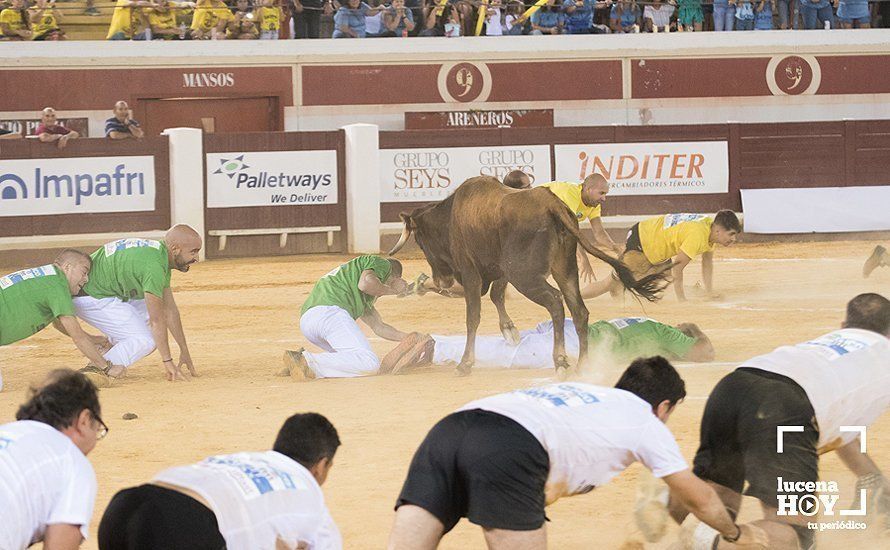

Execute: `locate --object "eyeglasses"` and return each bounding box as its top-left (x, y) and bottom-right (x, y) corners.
top-left (93, 413), bottom-right (109, 441)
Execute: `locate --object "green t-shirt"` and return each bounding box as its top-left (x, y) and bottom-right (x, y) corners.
top-left (301, 255), bottom-right (393, 320)
top-left (82, 238), bottom-right (172, 301)
top-left (0, 264), bottom-right (75, 345)
top-left (587, 317), bottom-right (696, 360)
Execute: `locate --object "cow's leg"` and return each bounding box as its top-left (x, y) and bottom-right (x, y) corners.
top-left (510, 277), bottom-right (569, 379)
top-left (490, 279), bottom-right (519, 345)
top-left (457, 272), bottom-right (484, 377)
top-left (551, 246), bottom-right (590, 376)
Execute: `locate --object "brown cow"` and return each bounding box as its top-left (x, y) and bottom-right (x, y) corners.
top-left (389, 176), bottom-right (667, 378)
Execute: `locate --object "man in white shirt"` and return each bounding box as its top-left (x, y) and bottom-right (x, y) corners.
top-left (0, 369), bottom-right (106, 550)
top-left (387, 357), bottom-right (764, 549)
top-left (98, 413), bottom-right (342, 550)
top-left (679, 293), bottom-right (890, 550)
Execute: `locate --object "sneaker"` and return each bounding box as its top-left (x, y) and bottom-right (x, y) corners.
top-left (634, 470), bottom-right (670, 543)
top-left (84, 7), bottom-right (101, 15)
top-left (392, 334), bottom-right (435, 375)
top-left (863, 245), bottom-right (887, 278)
top-left (282, 349), bottom-right (315, 381)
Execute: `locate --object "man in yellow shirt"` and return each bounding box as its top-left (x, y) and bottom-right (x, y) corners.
top-left (256, 0), bottom-right (281, 39)
top-left (191, 0), bottom-right (234, 39)
top-left (583, 210), bottom-right (741, 302)
top-left (0, 0), bottom-right (32, 40)
top-left (540, 174), bottom-right (622, 283)
top-left (106, 0), bottom-right (153, 39)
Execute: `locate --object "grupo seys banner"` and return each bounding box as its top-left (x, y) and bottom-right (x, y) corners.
top-left (0, 156), bottom-right (155, 217)
top-left (206, 150), bottom-right (338, 208)
top-left (380, 145), bottom-right (551, 202)
top-left (554, 141), bottom-right (729, 195)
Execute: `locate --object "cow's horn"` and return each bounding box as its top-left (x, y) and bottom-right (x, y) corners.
top-left (388, 224), bottom-right (412, 256)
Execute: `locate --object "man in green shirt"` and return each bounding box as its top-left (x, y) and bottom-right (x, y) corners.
top-left (0, 249), bottom-right (114, 390)
top-left (73, 225), bottom-right (203, 382)
top-left (409, 316), bottom-right (714, 372)
top-left (282, 255), bottom-right (409, 380)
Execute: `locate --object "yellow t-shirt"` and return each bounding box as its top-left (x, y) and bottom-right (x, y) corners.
top-left (638, 214), bottom-right (715, 264)
top-left (147, 8), bottom-right (177, 34)
top-left (191, 2), bottom-right (234, 31)
top-left (540, 181), bottom-right (602, 222)
top-left (0, 8), bottom-right (27, 35)
top-left (106, 0), bottom-right (147, 39)
top-left (256, 6), bottom-right (279, 31)
top-left (29, 10), bottom-right (59, 38)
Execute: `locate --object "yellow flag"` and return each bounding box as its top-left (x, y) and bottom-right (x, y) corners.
top-left (475, 0), bottom-right (488, 35)
top-left (518, 0), bottom-right (549, 22)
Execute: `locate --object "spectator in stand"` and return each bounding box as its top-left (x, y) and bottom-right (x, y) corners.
top-left (29, 0), bottom-right (64, 40)
top-left (293, 0), bottom-right (322, 37)
top-left (483, 0), bottom-right (506, 34)
top-left (227, 0), bottom-right (259, 38)
top-left (106, 0), bottom-right (153, 39)
top-left (610, 0), bottom-right (640, 31)
top-left (147, 0), bottom-right (189, 39)
top-left (190, 0), bottom-right (234, 38)
top-left (799, 0), bottom-right (832, 27)
top-left (0, 370), bottom-right (106, 550)
top-left (776, 0), bottom-right (799, 27)
top-left (363, 0), bottom-right (385, 35)
top-left (420, 1), bottom-right (463, 35)
top-left (0, 0), bottom-right (32, 40)
top-left (836, 0), bottom-right (871, 27)
top-left (677, 0), bottom-right (703, 29)
top-left (563, 0), bottom-right (596, 32)
top-left (504, 0), bottom-right (524, 33)
top-left (256, 0), bottom-right (281, 38)
top-left (753, 0), bottom-right (774, 27)
top-left (712, 0), bottom-right (735, 30)
top-left (531, 0), bottom-right (564, 33)
top-left (332, 0), bottom-right (384, 37)
top-left (36, 107), bottom-right (79, 149)
top-left (734, 0), bottom-right (755, 28)
top-left (381, 0), bottom-right (415, 35)
top-left (105, 101), bottom-right (145, 140)
top-left (643, 0), bottom-right (675, 31)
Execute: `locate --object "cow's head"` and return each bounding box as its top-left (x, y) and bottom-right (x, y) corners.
top-left (388, 198), bottom-right (456, 289)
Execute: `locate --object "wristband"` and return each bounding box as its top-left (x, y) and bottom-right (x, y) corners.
top-left (162, 358), bottom-right (173, 363)
top-left (722, 524), bottom-right (741, 543)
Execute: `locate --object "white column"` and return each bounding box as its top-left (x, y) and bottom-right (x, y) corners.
top-left (342, 123), bottom-right (380, 254)
top-left (162, 127), bottom-right (206, 261)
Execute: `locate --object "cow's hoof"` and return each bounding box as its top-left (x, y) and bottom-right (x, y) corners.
top-left (501, 324), bottom-right (521, 346)
top-left (555, 366), bottom-right (569, 381)
top-left (455, 363), bottom-right (473, 377)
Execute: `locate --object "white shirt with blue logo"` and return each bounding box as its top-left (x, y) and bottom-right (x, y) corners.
top-left (459, 383), bottom-right (688, 504)
top-left (743, 328), bottom-right (890, 451)
top-left (153, 450), bottom-right (341, 550)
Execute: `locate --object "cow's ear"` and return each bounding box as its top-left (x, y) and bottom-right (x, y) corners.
top-left (399, 212), bottom-right (414, 230)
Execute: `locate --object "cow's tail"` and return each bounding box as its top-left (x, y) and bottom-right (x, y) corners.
top-left (550, 203), bottom-right (668, 302)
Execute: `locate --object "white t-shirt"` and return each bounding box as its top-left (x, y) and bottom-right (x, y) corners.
top-left (459, 383), bottom-right (688, 504)
top-left (742, 328), bottom-right (890, 451)
top-left (643, 4), bottom-right (674, 27)
top-left (0, 421), bottom-right (97, 550)
top-left (485, 7), bottom-right (504, 35)
top-left (153, 450), bottom-right (342, 550)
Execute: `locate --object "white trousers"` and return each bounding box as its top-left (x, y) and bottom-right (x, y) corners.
top-left (73, 296), bottom-right (156, 367)
top-left (299, 305), bottom-right (380, 378)
top-left (432, 320), bottom-right (581, 369)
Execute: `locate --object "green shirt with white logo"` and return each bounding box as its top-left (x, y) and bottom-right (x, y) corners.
top-left (82, 238), bottom-right (172, 301)
top-left (0, 264), bottom-right (75, 345)
top-left (301, 255), bottom-right (392, 320)
top-left (587, 317), bottom-right (696, 360)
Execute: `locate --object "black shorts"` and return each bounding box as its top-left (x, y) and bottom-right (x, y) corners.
top-left (98, 484), bottom-right (226, 550)
top-left (693, 367), bottom-right (819, 507)
top-left (396, 409), bottom-right (550, 532)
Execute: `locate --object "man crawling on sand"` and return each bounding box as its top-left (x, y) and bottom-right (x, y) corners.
top-left (380, 316), bottom-right (715, 375)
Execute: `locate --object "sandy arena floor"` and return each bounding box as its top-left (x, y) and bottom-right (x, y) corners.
top-left (1, 240), bottom-right (889, 549)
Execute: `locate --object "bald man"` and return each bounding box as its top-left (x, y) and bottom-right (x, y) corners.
top-left (73, 226), bottom-right (202, 381)
top-left (502, 170), bottom-right (532, 190)
top-left (0, 250), bottom-right (114, 390)
top-left (540, 174), bottom-right (622, 283)
top-left (105, 101), bottom-right (144, 140)
top-left (36, 107), bottom-right (79, 149)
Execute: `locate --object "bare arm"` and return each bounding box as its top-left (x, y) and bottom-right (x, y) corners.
top-left (383, 10), bottom-right (399, 30)
top-left (360, 307), bottom-right (408, 342)
top-left (671, 251), bottom-right (692, 302)
top-left (662, 470), bottom-right (741, 540)
top-left (836, 437), bottom-right (882, 477)
top-left (56, 316), bottom-right (110, 368)
top-left (701, 251), bottom-right (714, 294)
top-left (39, 132), bottom-right (63, 143)
top-left (42, 523), bottom-right (83, 550)
top-left (163, 287), bottom-right (196, 377)
top-left (145, 292), bottom-right (185, 380)
top-left (590, 217), bottom-right (621, 253)
top-left (107, 130), bottom-right (132, 140)
top-left (128, 121), bottom-right (145, 139)
top-left (357, 269), bottom-right (401, 297)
